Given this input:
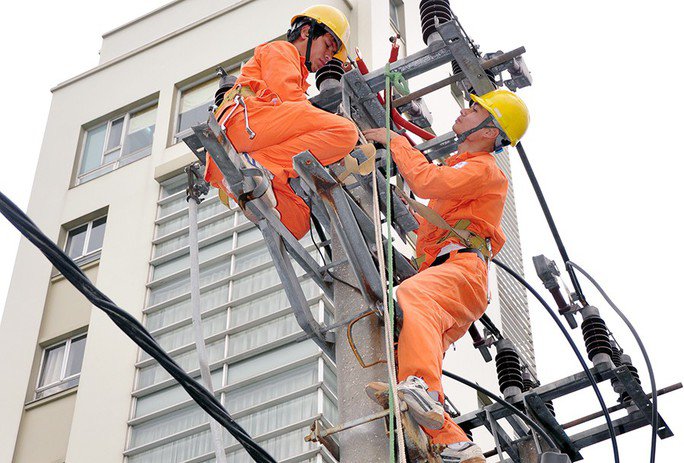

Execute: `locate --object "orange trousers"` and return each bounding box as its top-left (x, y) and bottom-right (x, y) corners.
top-left (396, 251), bottom-right (489, 445)
top-left (205, 99), bottom-right (358, 239)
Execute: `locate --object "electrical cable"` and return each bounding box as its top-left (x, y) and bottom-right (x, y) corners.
top-left (492, 257), bottom-right (620, 463)
top-left (441, 369), bottom-right (558, 451)
top-left (514, 142), bottom-right (586, 305)
top-left (567, 261), bottom-right (658, 463)
top-left (0, 191), bottom-right (276, 463)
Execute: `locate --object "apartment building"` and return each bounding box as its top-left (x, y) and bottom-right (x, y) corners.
top-left (0, 1), bottom-right (533, 462)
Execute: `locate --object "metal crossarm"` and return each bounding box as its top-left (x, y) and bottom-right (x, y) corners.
top-left (611, 365), bottom-right (673, 439)
top-left (328, 147), bottom-right (419, 240)
top-left (186, 117), bottom-right (337, 359)
top-left (293, 151), bottom-right (385, 305)
top-left (524, 393), bottom-right (581, 460)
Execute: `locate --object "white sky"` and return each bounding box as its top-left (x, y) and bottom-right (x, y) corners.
top-left (0, 1), bottom-right (682, 462)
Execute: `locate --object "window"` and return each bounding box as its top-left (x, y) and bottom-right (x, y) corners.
top-left (389, 0), bottom-right (406, 38)
top-left (35, 334), bottom-right (87, 399)
top-left (77, 103), bottom-right (157, 184)
top-left (65, 216), bottom-right (107, 261)
top-left (173, 65), bottom-right (242, 143)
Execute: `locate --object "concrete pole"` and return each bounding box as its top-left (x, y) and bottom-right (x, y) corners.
top-left (332, 229), bottom-right (391, 463)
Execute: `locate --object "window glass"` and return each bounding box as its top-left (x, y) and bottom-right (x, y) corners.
top-left (77, 103), bottom-right (157, 184)
top-left (129, 405), bottom-right (208, 448)
top-left (228, 313), bottom-right (299, 356)
top-left (65, 224), bottom-right (88, 259)
top-left (389, 0), bottom-right (400, 27)
top-left (123, 105), bottom-right (156, 156)
top-left (127, 429), bottom-right (213, 463)
top-left (80, 124), bottom-right (107, 174)
top-left (233, 245), bottom-right (270, 273)
top-left (38, 343), bottom-right (66, 387)
top-left (225, 362), bottom-right (317, 413)
top-left (87, 217), bottom-right (107, 253)
top-left (36, 334), bottom-right (87, 399)
top-left (106, 117), bottom-right (124, 151)
top-left (227, 341), bottom-right (318, 385)
top-left (65, 336), bottom-right (87, 376)
top-left (177, 76), bottom-right (220, 135)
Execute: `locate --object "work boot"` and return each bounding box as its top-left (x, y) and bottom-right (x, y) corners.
top-left (440, 442), bottom-right (486, 463)
top-left (397, 376), bottom-right (445, 430)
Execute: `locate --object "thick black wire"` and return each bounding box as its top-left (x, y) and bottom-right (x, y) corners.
top-left (514, 142), bottom-right (586, 305)
top-left (441, 369), bottom-right (559, 452)
top-left (492, 258), bottom-right (620, 463)
top-left (0, 191), bottom-right (276, 463)
top-left (568, 261), bottom-right (658, 463)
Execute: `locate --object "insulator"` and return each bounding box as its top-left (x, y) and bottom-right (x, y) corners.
top-left (521, 369), bottom-right (538, 392)
top-left (618, 356), bottom-right (642, 404)
top-left (419, 0), bottom-right (453, 44)
top-left (610, 341), bottom-right (623, 367)
top-left (315, 58), bottom-right (345, 91)
top-left (609, 340), bottom-right (624, 395)
top-left (495, 346), bottom-right (524, 394)
top-left (581, 316), bottom-right (612, 362)
top-left (214, 71), bottom-right (237, 107)
top-left (545, 400), bottom-right (556, 417)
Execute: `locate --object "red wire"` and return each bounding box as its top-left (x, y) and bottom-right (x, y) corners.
top-left (355, 53), bottom-right (431, 143)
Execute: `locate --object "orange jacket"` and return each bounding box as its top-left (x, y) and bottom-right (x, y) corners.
top-left (235, 40), bottom-right (310, 105)
top-left (389, 136), bottom-right (508, 270)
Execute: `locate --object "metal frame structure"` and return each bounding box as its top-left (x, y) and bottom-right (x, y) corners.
top-left (182, 16), bottom-right (677, 463)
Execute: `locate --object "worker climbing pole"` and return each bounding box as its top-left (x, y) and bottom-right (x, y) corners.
top-left (0, 1), bottom-right (679, 463)
top-left (187, 1), bottom-right (679, 462)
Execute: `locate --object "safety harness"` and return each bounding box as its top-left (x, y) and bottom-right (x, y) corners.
top-left (214, 84), bottom-right (257, 140)
top-left (393, 187), bottom-right (492, 268)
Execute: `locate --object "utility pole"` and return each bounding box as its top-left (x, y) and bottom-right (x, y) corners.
top-left (332, 231), bottom-right (391, 462)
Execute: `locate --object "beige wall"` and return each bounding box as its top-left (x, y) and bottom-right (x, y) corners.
top-left (0, 1), bottom-right (507, 461)
top-left (13, 392), bottom-right (78, 463)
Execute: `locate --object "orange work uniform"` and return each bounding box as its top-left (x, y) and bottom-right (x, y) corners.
top-left (389, 136), bottom-right (508, 445)
top-left (204, 40), bottom-right (358, 239)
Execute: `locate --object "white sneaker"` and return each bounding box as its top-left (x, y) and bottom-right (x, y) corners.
top-left (397, 376), bottom-right (445, 430)
top-left (440, 442), bottom-right (486, 463)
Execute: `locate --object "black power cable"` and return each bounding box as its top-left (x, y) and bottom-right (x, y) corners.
top-left (0, 191), bottom-right (276, 463)
top-left (568, 261), bottom-right (659, 463)
top-left (515, 142), bottom-right (586, 305)
top-left (492, 258), bottom-right (620, 463)
top-left (441, 369), bottom-right (559, 452)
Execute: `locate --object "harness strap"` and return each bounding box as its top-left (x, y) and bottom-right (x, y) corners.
top-left (214, 84), bottom-right (256, 121)
top-left (393, 187), bottom-right (491, 267)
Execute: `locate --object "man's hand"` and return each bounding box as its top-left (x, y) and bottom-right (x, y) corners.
top-left (363, 128), bottom-right (400, 145)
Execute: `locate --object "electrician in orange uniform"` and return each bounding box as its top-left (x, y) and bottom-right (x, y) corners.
top-left (204, 5), bottom-right (358, 239)
top-left (363, 89), bottom-right (530, 463)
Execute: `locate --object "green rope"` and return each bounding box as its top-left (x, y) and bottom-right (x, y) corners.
top-left (387, 69), bottom-right (410, 96)
top-left (384, 62), bottom-right (397, 463)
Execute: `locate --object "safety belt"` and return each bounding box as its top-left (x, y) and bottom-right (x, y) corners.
top-left (393, 187), bottom-right (491, 267)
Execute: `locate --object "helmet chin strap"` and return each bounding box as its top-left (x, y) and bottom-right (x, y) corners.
top-left (304, 23), bottom-right (315, 72)
top-left (455, 115), bottom-right (509, 150)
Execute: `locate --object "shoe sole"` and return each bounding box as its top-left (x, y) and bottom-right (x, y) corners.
top-left (397, 389), bottom-right (444, 430)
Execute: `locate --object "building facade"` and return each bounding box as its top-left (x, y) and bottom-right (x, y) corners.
top-left (0, 1), bottom-right (533, 462)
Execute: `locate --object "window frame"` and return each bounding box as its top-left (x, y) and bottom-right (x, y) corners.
top-left (172, 62), bottom-right (245, 144)
top-left (64, 214), bottom-right (107, 263)
top-left (34, 333), bottom-right (87, 399)
top-left (389, 0), bottom-right (406, 39)
top-left (76, 100), bottom-right (158, 185)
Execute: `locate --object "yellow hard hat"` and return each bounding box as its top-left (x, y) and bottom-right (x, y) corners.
top-left (470, 89), bottom-right (529, 147)
top-left (291, 5), bottom-right (351, 62)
